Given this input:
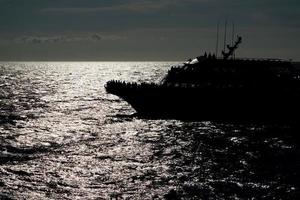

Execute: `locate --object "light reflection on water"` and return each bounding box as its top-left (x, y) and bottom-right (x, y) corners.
top-left (0, 62), bottom-right (299, 199)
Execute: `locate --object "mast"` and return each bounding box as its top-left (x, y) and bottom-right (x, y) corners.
top-left (231, 22), bottom-right (235, 46)
top-left (215, 21), bottom-right (220, 58)
top-left (231, 22), bottom-right (235, 59)
top-left (223, 19), bottom-right (227, 52)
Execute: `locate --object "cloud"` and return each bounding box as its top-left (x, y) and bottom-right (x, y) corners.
top-left (40, 0), bottom-right (196, 14)
top-left (12, 33), bottom-right (125, 44)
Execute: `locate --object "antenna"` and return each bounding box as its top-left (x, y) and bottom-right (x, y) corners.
top-left (231, 22), bottom-right (235, 46)
top-left (223, 19), bottom-right (227, 52)
top-left (215, 21), bottom-right (220, 58)
top-left (231, 22), bottom-right (235, 59)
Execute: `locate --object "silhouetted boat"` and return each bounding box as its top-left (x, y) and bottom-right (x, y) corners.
top-left (105, 36), bottom-right (300, 120)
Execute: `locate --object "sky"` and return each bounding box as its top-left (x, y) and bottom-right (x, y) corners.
top-left (0, 0), bottom-right (299, 61)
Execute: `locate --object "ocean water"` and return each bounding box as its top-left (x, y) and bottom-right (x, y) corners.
top-left (0, 62), bottom-right (299, 199)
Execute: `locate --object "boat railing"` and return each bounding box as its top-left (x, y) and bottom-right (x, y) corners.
top-left (228, 57), bottom-right (290, 62)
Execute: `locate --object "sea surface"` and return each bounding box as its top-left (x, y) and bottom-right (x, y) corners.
top-left (0, 62), bottom-right (299, 199)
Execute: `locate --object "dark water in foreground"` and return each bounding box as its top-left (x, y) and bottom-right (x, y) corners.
top-left (0, 62), bottom-right (299, 199)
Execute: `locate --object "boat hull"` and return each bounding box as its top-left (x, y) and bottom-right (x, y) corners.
top-left (105, 82), bottom-right (300, 121)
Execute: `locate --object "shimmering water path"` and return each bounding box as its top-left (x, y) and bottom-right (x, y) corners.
top-left (0, 62), bottom-right (299, 199)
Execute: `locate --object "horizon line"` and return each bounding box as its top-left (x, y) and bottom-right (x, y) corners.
top-left (0, 60), bottom-right (183, 62)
